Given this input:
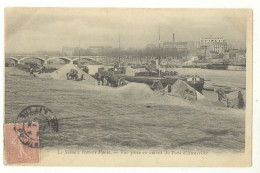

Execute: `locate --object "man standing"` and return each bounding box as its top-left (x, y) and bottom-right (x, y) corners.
top-left (238, 91), bottom-right (245, 109)
top-left (167, 83), bottom-right (172, 93)
top-left (29, 67), bottom-right (33, 76)
top-left (216, 88), bottom-right (232, 107)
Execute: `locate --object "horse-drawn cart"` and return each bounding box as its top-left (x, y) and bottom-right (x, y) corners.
top-left (66, 69), bottom-right (78, 80)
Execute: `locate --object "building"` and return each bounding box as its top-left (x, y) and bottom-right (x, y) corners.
top-left (200, 37), bottom-right (227, 54)
top-left (88, 46), bottom-right (104, 54)
top-left (223, 52), bottom-right (230, 60)
top-left (162, 33), bottom-right (187, 51)
top-left (200, 37), bottom-right (226, 46)
top-left (146, 44), bottom-right (156, 49)
top-left (208, 42), bottom-right (227, 54)
top-left (236, 52), bottom-right (246, 59)
top-left (187, 41), bottom-right (200, 51)
top-left (163, 41), bottom-right (187, 50)
top-left (197, 46), bottom-right (210, 58)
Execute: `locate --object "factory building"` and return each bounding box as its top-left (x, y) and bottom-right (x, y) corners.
top-left (163, 33), bottom-right (188, 51)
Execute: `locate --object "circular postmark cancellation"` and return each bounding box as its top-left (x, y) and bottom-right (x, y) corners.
top-left (14, 105), bottom-right (58, 148)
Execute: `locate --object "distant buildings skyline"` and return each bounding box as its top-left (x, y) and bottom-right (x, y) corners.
top-left (5, 33), bottom-right (245, 56)
top-left (5, 31), bottom-right (245, 54)
top-left (7, 34), bottom-right (242, 55)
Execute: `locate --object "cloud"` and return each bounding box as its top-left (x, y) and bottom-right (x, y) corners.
top-left (5, 8), bottom-right (248, 53)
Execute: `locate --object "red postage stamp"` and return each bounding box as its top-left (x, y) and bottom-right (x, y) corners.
top-left (5, 123), bottom-right (40, 164)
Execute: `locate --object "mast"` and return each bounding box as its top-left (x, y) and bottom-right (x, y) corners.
top-left (118, 32), bottom-right (121, 67)
top-left (158, 24), bottom-right (161, 77)
top-left (78, 40), bottom-right (81, 64)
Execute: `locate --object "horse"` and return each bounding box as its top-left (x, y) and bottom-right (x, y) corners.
top-left (95, 72), bottom-right (105, 85)
top-left (67, 69), bottom-right (79, 80)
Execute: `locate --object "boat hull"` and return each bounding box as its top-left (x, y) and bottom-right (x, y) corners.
top-left (124, 76), bottom-right (204, 93)
top-left (206, 64), bottom-right (229, 70)
top-left (186, 81), bottom-right (204, 93)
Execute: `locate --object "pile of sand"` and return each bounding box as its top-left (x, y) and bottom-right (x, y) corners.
top-left (169, 80), bottom-right (204, 101)
top-left (39, 64), bottom-right (98, 85)
top-left (114, 82), bottom-right (155, 100)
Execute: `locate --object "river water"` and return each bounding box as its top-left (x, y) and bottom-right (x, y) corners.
top-left (5, 67), bottom-right (245, 152)
top-left (172, 67), bottom-right (246, 90)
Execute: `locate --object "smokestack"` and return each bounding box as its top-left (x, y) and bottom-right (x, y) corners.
top-left (172, 33), bottom-right (175, 42)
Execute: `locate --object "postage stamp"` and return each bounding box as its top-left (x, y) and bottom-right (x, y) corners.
top-left (4, 123), bottom-right (40, 164)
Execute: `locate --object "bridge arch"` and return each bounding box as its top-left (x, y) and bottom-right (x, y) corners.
top-left (20, 57), bottom-right (47, 64)
top-left (7, 57), bottom-right (20, 64)
top-left (72, 56), bottom-right (106, 63)
top-left (46, 57), bottom-right (73, 64)
top-left (72, 57), bottom-right (94, 62)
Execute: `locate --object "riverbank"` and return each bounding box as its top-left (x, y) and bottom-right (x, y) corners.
top-left (5, 67), bottom-right (245, 152)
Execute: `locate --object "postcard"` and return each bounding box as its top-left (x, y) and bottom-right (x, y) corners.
top-left (4, 8), bottom-right (252, 166)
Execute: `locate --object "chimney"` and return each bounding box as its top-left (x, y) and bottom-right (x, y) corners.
top-left (172, 33), bottom-right (175, 42)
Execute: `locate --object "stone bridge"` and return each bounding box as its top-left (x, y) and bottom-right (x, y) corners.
top-left (6, 56), bottom-right (106, 65)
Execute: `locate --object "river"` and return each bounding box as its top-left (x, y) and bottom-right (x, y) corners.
top-left (171, 67), bottom-right (246, 90)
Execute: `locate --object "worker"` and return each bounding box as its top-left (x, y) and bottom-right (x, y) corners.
top-left (80, 74), bottom-right (84, 80)
top-left (238, 91), bottom-right (245, 109)
top-left (226, 98), bottom-right (233, 108)
top-left (103, 77), bottom-right (107, 86)
top-left (29, 67), bottom-right (34, 76)
top-left (167, 83), bottom-right (172, 93)
top-left (216, 88), bottom-right (225, 101)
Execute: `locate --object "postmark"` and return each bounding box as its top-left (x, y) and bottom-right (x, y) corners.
top-left (14, 105), bottom-right (58, 148)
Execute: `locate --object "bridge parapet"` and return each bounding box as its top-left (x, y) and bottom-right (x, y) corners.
top-left (19, 57), bottom-right (47, 64)
top-left (46, 57), bottom-right (73, 64)
top-left (7, 56), bottom-right (107, 65)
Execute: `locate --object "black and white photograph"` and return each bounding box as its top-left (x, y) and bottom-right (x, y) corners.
top-left (3, 7), bottom-right (252, 166)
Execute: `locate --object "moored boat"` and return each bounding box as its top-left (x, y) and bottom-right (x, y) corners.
top-left (124, 72), bottom-right (205, 93)
top-left (206, 62), bottom-right (229, 70)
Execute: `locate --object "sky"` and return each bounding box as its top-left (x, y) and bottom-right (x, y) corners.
top-left (5, 8), bottom-right (249, 53)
